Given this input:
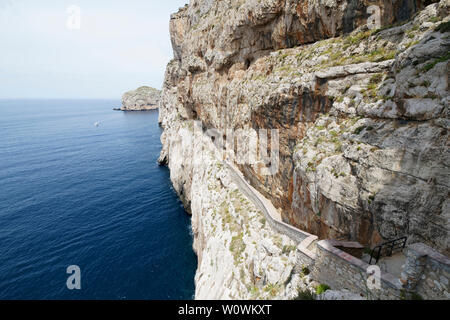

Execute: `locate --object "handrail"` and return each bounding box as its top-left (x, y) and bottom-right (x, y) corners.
top-left (369, 236), bottom-right (407, 264)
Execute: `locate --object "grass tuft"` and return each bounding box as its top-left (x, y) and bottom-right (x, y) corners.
top-left (316, 284), bottom-right (331, 295)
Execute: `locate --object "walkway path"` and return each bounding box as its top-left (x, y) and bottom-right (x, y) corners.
top-left (224, 160), bottom-right (317, 249)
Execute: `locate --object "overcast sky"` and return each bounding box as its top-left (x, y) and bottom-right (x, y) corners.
top-left (0, 0), bottom-right (188, 99)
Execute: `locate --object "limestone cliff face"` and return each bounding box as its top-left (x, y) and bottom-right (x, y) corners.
top-left (169, 0), bottom-right (437, 73)
top-left (159, 0), bottom-right (449, 298)
top-left (160, 122), bottom-right (313, 299)
top-left (121, 86), bottom-right (161, 111)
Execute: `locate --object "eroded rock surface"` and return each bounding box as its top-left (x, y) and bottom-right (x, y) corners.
top-left (159, 0), bottom-right (449, 299)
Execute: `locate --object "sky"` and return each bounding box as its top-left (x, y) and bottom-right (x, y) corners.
top-left (0, 0), bottom-right (188, 99)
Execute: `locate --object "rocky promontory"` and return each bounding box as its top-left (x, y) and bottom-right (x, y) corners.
top-left (121, 86), bottom-right (161, 111)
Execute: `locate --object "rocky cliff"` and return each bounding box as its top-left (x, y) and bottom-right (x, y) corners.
top-left (159, 0), bottom-right (449, 299)
top-left (121, 86), bottom-right (161, 111)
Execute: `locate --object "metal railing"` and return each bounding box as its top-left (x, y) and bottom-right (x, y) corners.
top-left (369, 236), bottom-right (407, 265)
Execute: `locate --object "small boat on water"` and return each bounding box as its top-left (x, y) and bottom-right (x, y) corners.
top-left (94, 121), bottom-right (100, 127)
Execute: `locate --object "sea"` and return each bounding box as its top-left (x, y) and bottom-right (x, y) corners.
top-left (0, 99), bottom-right (197, 300)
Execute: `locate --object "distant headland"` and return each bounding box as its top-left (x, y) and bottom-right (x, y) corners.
top-left (115, 86), bottom-right (161, 111)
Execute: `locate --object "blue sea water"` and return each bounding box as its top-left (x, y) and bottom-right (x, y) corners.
top-left (0, 99), bottom-right (197, 300)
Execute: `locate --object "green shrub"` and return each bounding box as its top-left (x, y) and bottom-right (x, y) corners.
top-left (259, 217), bottom-right (266, 227)
top-left (229, 233), bottom-right (245, 265)
top-left (249, 285), bottom-right (259, 297)
top-left (410, 292), bottom-right (423, 300)
top-left (294, 289), bottom-right (315, 300)
top-left (401, 290), bottom-right (424, 300)
top-left (306, 162), bottom-right (316, 172)
top-left (369, 73), bottom-right (383, 85)
top-left (282, 245), bottom-right (297, 254)
top-left (435, 20), bottom-right (450, 33)
top-left (302, 266), bottom-right (310, 276)
top-left (422, 80), bottom-right (431, 87)
top-left (429, 16), bottom-right (441, 23)
top-left (422, 52), bottom-right (450, 72)
top-left (264, 284), bottom-right (280, 297)
top-left (316, 284), bottom-right (331, 295)
top-left (353, 125), bottom-right (366, 135)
